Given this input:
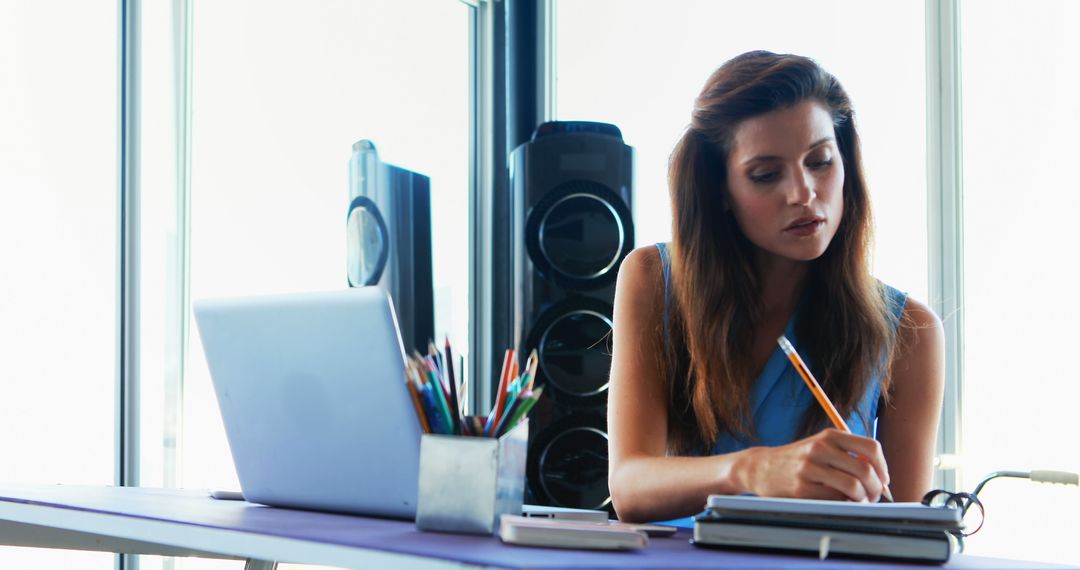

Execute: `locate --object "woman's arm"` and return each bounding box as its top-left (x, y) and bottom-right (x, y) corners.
top-left (607, 246), bottom-right (752, 522)
top-left (608, 247), bottom-right (892, 522)
top-left (877, 298), bottom-right (946, 502)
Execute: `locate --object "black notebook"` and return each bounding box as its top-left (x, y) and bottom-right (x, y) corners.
top-left (694, 517), bottom-right (953, 563)
top-left (693, 495), bottom-right (962, 563)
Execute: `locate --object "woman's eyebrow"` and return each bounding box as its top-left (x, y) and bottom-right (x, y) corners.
top-left (740, 136), bottom-right (836, 166)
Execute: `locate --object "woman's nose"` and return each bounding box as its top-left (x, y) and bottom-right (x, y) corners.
top-left (786, 168), bottom-right (816, 206)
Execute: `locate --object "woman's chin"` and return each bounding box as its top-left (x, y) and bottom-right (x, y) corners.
top-left (775, 241), bottom-right (831, 263)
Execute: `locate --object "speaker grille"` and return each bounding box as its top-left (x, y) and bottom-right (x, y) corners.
top-left (535, 421), bottom-right (611, 510)
top-left (524, 296), bottom-right (613, 407)
top-left (526, 180), bottom-right (633, 291)
top-left (538, 309), bottom-right (612, 398)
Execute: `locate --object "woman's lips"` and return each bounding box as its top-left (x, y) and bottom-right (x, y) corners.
top-left (784, 218), bottom-right (824, 236)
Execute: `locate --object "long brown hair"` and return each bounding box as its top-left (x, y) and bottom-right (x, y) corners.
top-left (663, 51), bottom-right (898, 455)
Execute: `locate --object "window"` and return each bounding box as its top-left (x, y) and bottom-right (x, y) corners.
top-left (6, 0), bottom-right (1076, 566)
top-left (3, 1), bottom-right (472, 567)
top-left (0, 1), bottom-right (116, 568)
top-left (554, 0), bottom-right (928, 302)
top-left (959, 0), bottom-right (1080, 563)
top-left (182, 0), bottom-right (474, 497)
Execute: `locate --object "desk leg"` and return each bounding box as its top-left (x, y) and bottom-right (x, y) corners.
top-left (243, 560), bottom-right (277, 570)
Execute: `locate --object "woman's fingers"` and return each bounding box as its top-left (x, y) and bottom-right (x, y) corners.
top-left (795, 480), bottom-right (849, 502)
top-left (818, 450), bottom-right (885, 502)
top-left (821, 429), bottom-right (891, 486)
top-left (801, 462), bottom-right (870, 502)
top-left (747, 430), bottom-right (892, 502)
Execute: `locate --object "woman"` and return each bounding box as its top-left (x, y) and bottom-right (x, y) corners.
top-left (607, 51), bottom-right (944, 523)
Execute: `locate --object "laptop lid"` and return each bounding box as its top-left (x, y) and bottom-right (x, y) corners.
top-left (193, 287), bottom-right (421, 519)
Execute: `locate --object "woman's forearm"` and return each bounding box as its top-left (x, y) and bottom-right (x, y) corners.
top-left (609, 450), bottom-right (754, 523)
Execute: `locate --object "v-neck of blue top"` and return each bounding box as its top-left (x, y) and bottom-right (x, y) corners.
top-left (653, 242), bottom-right (906, 456)
top-left (648, 242), bottom-right (907, 528)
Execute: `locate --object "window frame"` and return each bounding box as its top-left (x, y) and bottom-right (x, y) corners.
top-left (926, 0), bottom-right (963, 491)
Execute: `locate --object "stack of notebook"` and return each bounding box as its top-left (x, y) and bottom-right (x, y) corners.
top-left (693, 495), bottom-right (963, 563)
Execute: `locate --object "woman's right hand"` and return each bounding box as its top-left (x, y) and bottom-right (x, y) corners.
top-left (736, 428), bottom-right (891, 502)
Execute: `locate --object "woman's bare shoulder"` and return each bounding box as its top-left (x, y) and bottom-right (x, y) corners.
top-left (614, 245), bottom-right (665, 322)
top-left (890, 295), bottom-right (945, 387)
top-left (618, 245), bottom-right (663, 286)
top-left (898, 296), bottom-right (944, 344)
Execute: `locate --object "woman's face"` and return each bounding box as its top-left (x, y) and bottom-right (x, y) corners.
top-left (725, 100), bottom-right (845, 265)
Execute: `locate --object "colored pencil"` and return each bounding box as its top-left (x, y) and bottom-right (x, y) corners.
top-left (502, 385), bottom-right (544, 436)
top-left (404, 371), bottom-right (431, 433)
top-left (445, 337), bottom-right (460, 434)
top-left (419, 382), bottom-right (449, 434)
top-left (489, 349), bottom-right (514, 434)
top-left (427, 362), bottom-right (454, 434)
top-left (524, 349), bottom-right (539, 391)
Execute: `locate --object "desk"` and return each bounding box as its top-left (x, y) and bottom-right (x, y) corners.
top-left (0, 484), bottom-right (1072, 570)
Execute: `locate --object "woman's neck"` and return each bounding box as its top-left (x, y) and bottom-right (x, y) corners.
top-left (756, 252), bottom-right (809, 314)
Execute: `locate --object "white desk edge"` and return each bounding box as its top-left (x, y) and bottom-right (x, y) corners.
top-left (0, 497), bottom-right (471, 569)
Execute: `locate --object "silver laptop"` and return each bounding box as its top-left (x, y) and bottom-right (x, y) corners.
top-left (193, 287), bottom-right (421, 519)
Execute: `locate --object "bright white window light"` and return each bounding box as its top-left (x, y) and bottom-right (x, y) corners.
top-left (554, 0), bottom-right (927, 303)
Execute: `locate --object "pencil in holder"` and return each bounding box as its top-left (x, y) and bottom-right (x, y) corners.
top-left (415, 420), bottom-right (528, 534)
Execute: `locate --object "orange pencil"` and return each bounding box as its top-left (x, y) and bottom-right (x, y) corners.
top-left (777, 335), bottom-right (895, 503)
top-left (492, 349), bottom-right (514, 429)
top-left (509, 351), bottom-right (520, 389)
top-left (404, 370), bottom-right (431, 433)
top-left (504, 349), bottom-right (520, 421)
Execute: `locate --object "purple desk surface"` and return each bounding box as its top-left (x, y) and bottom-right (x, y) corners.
top-left (0, 484), bottom-right (1072, 570)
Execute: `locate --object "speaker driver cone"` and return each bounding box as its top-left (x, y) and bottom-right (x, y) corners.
top-left (539, 193), bottom-right (624, 279)
top-left (526, 180), bottom-right (633, 291)
top-left (537, 425), bottom-right (611, 510)
top-left (538, 309), bottom-right (612, 399)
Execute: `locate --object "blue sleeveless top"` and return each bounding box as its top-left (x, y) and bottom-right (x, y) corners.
top-left (654, 242), bottom-right (907, 455)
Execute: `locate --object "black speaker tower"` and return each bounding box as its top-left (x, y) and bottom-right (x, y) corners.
top-left (509, 121), bottom-right (634, 511)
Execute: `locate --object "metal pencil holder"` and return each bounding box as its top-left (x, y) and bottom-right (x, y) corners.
top-left (415, 420), bottom-right (528, 534)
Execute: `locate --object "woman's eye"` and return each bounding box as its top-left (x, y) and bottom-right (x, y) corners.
top-left (749, 171), bottom-right (779, 184)
top-left (808, 158), bottom-right (833, 170)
